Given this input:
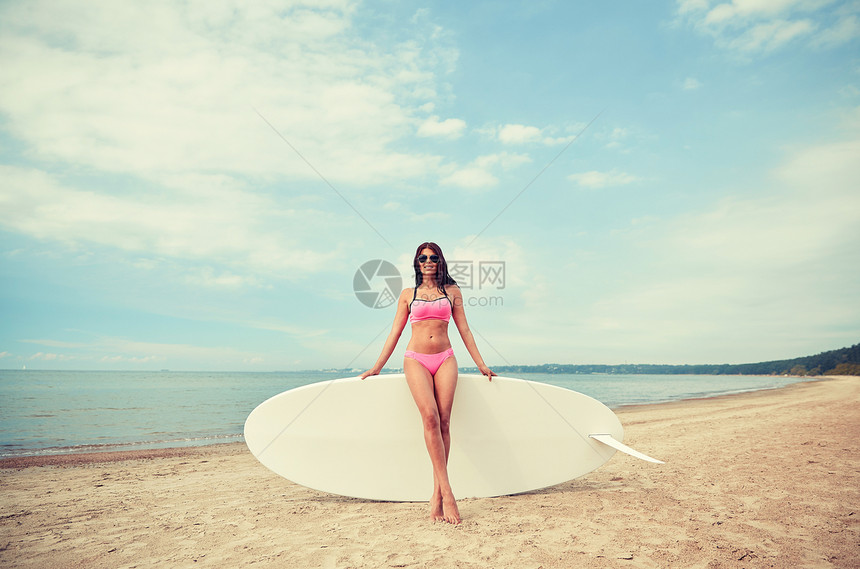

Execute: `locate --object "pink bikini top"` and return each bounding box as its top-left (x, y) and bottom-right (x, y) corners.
top-left (409, 288), bottom-right (452, 323)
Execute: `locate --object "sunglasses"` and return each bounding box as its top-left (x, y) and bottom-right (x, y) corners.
top-left (417, 254), bottom-right (440, 264)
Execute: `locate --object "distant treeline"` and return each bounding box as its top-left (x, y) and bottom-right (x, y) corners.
top-left (464, 343), bottom-right (860, 376)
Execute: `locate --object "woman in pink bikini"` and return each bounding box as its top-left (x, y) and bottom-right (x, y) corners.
top-left (361, 241), bottom-right (495, 524)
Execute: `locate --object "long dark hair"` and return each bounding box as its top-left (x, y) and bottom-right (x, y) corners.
top-left (413, 242), bottom-right (457, 293)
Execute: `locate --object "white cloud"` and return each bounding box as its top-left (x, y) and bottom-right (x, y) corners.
top-left (439, 153), bottom-right (531, 189)
top-left (440, 167), bottom-right (499, 189)
top-left (650, 135), bottom-right (860, 273)
top-left (567, 169), bottom-right (640, 188)
top-left (21, 339), bottom-right (89, 349)
top-left (498, 124), bottom-right (543, 144)
top-left (813, 13), bottom-right (860, 47)
top-left (100, 355), bottom-right (164, 364)
top-left (448, 236), bottom-right (529, 289)
top-left (0, 0), bottom-right (482, 291)
top-left (580, 132), bottom-right (860, 357)
top-left (702, 0), bottom-right (807, 25)
top-left (0, 165), bottom-right (344, 280)
top-left (100, 337), bottom-right (258, 362)
top-left (499, 129), bottom-right (860, 364)
top-left (678, 0), bottom-right (710, 14)
top-left (476, 153), bottom-right (532, 170)
top-left (727, 18), bottom-right (816, 51)
top-left (22, 335), bottom-right (264, 366)
top-left (417, 115), bottom-right (467, 138)
top-left (28, 352), bottom-right (69, 362)
top-left (182, 268), bottom-right (265, 289)
top-left (683, 77), bottom-right (703, 90)
top-left (603, 126), bottom-right (634, 151)
top-left (0, 0), bottom-right (450, 186)
top-left (495, 123), bottom-right (577, 146)
top-left (677, 0), bottom-right (857, 52)
top-left (542, 134), bottom-right (579, 145)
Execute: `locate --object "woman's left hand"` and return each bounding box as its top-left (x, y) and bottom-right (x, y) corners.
top-left (478, 365), bottom-right (496, 381)
top-left (360, 368), bottom-right (380, 380)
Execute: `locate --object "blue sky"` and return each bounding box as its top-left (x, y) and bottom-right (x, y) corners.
top-left (1, 0), bottom-right (858, 371)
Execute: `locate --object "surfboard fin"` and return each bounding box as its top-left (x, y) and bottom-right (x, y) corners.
top-left (589, 434), bottom-right (664, 464)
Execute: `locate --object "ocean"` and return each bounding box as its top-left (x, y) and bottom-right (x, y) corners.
top-left (0, 370), bottom-right (808, 458)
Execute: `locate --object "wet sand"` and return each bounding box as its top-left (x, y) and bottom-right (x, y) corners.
top-left (1, 376), bottom-right (857, 568)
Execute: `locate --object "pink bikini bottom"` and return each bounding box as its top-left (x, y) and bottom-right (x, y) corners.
top-left (404, 348), bottom-right (455, 375)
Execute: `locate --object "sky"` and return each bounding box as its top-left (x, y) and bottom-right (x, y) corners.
top-left (1, 0), bottom-right (859, 371)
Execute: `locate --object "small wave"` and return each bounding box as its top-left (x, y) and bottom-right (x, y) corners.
top-left (0, 433), bottom-right (245, 459)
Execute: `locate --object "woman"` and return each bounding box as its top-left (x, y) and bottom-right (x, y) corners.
top-left (361, 242), bottom-right (496, 524)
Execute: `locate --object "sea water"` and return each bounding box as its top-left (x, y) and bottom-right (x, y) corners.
top-left (0, 370), bottom-right (808, 458)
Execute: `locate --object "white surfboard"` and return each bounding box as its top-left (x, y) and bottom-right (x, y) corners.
top-left (244, 374), bottom-right (660, 501)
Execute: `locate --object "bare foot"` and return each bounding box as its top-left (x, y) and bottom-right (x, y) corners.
top-left (442, 494), bottom-right (461, 525)
top-left (429, 493), bottom-right (444, 522)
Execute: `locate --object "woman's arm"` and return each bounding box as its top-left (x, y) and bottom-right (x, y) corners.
top-left (449, 285), bottom-right (496, 380)
top-left (360, 288), bottom-right (411, 379)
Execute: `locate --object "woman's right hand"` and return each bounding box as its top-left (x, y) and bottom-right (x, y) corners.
top-left (360, 368), bottom-right (380, 380)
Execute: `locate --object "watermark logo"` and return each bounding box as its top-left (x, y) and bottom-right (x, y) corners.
top-left (353, 260), bottom-right (402, 309)
top-left (448, 260), bottom-right (506, 290)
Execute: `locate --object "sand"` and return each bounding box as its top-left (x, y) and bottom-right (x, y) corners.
top-left (1, 376), bottom-right (857, 569)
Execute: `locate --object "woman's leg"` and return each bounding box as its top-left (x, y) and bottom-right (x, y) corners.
top-left (404, 355), bottom-right (461, 524)
top-left (431, 356), bottom-right (459, 523)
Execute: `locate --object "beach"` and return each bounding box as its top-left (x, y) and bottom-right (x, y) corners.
top-left (1, 376), bottom-right (857, 569)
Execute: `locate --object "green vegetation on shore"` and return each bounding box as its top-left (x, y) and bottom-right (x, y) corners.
top-left (463, 343), bottom-right (860, 376)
